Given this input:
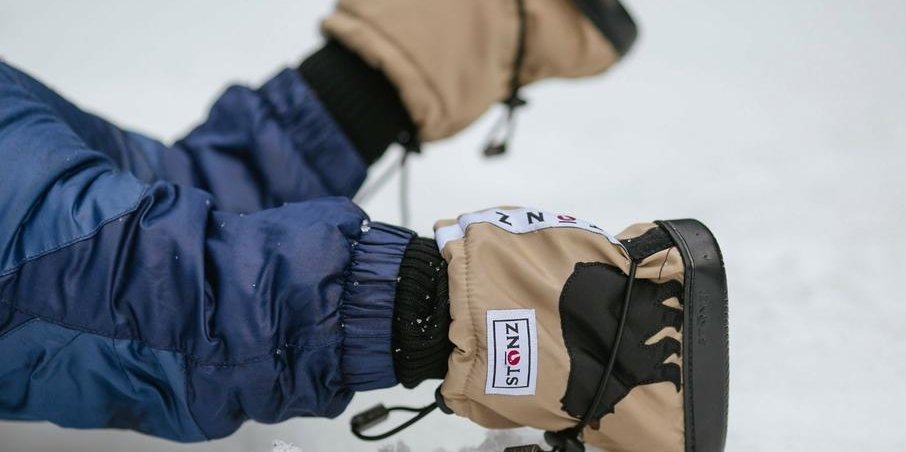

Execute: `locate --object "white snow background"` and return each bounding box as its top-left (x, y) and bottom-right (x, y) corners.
top-left (2, 0), bottom-right (905, 451)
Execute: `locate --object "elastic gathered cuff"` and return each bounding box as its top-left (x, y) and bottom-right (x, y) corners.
top-left (257, 69), bottom-right (367, 198)
top-left (341, 221), bottom-right (415, 390)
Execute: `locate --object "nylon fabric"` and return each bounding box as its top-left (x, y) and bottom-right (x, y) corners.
top-left (0, 63), bottom-right (366, 214)
top-left (322, 0), bottom-right (620, 140)
top-left (0, 320), bottom-right (205, 441)
top-left (435, 209), bottom-right (686, 452)
top-left (0, 60), bottom-right (413, 441)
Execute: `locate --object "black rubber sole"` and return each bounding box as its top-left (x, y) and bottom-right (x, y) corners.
top-left (657, 219), bottom-right (729, 452)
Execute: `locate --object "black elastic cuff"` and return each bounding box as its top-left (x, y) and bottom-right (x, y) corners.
top-left (392, 237), bottom-right (452, 389)
top-left (298, 40), bottom-right (417, 166)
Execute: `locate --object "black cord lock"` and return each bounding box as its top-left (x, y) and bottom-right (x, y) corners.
top-left (350, 399), bottom-right (439, 441)
top-left (482, 0), bottom-right (529, 158)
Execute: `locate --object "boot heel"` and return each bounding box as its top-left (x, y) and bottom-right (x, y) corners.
top-left (656, 219), bottom-right (729, 452)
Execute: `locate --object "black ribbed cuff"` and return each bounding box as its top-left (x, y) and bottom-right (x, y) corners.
top-left (298, 40), bottom-right (417, 166)
top-left (392, 237), bottom-right (453, 388)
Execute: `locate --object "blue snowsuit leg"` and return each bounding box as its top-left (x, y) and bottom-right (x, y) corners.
top-left (0, 61), bottom-right (412, 441)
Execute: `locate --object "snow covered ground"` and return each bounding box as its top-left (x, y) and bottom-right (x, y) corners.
top-left (2, 0), bottom-right (905, 450)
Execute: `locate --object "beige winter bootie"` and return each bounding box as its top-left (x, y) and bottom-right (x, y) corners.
top-left (321, 0), bottom-right (638, 142)
top-left (352, 207), bottom-right (729, 451)
top-left (432, 208), bottom-right (729, 452)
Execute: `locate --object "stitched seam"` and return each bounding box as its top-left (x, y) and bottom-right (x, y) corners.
top-left (461, 231), bottom-right (482, 420)
top-left (0, 299), bottom-right (333, 367)
top-left (458, 221), bottom-right (621, 244)
top-left (182, 340), bottom-right (340, 441)
top-left (559, 262), bottom-right (683, 419)
top-left (0, 186), bottom-right (149, 278)
top-left (638, 284), bottom-right (685, 341)
top-left (658, 248), bottom-right (674, 280)
top-left (259, 76), bottom-right (356, 199)
top-left (111, 337), bottom-right (139, 394)
top-left (0, 184), bottom-right (327, 366)
top-left (189, 352), bottom-right (275, 369)
top-left (0, 316), bottom-right (38, 341)
top-left (182, 359), bottom-right (210, 440)
top-left (341, 332), bottom-right (392, 339)
top-left (271, 99), bottom-right (339, 198)
top-left (336, 229), bottom-right (360, 385)
top-left (668, 224), bottom-right (696, 452)
top-left (558, 263), bottom-right (584, 420)
top-left (39, 330), bottom-right (85, 366)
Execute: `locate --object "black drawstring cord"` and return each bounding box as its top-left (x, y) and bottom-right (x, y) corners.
top-left (483, 0), bottom-right (528, 157)
top-left (539, 259), bottom-right (639, 452)
top-left (356, 0), bottom-right (526, 226)
top-left (482, 94), bottom-right (527, 157)
top-left (350, 259), bottom-right (638, 452)
top-left (349, 254), bottom-right (639, 451)
top-left (577, 259), bottom-right (638, 432)
top-left (350, 2), bottom-right (537, 447)
top-left (350, 401), bottom-right (438, 441)
top-left (353, 138), bottom-right (420, 228)
top-left (399, 144), bottom-right (412, 227)
top-left (348, 258), bottom-right (640, 451)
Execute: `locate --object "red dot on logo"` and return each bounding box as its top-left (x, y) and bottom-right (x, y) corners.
top-left (506, 349), bottom-right (521, 366)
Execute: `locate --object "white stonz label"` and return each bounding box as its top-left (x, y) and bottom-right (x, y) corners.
top-left (485, 309), bottom-right (538, 396)
top-left (435, 207), bottom-right (623, 251)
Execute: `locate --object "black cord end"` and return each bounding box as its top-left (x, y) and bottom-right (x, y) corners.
top-left (434, 386), bottom-right (454, 414)
top-left (351, 404), bottom-right (390, 436)
top-left (350, 398), bottom-right (439, 441)
top-left (504, 445), bottom-right (547, 452)
top-left (483, 142), bottom-right (508, 157)
top-left (544, 430), bottom-right (586, 452)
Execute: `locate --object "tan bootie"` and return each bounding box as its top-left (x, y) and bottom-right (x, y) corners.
top-left (350, 207), bottom-right (728, 451)
top-left (321, 0), bottom-right (637, 142)
top-left (433, 208), bottom-right (728, 452)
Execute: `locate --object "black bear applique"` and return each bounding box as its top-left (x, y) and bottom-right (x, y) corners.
top-left (559, 262), bottom-right (683, 424)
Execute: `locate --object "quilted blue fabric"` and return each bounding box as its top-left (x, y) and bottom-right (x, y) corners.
top-left (0, 61), bottom-right (412, 441)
